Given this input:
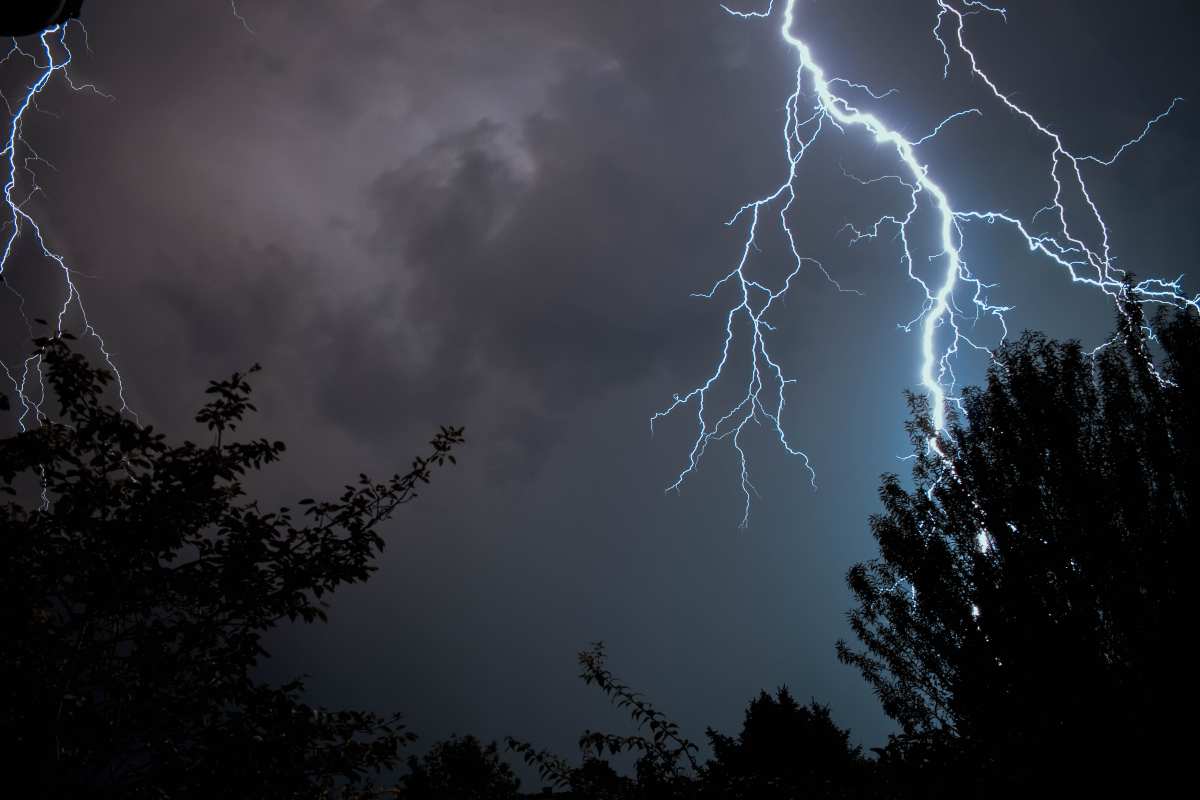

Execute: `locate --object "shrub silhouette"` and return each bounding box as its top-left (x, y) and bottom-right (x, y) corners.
top-left (396, 734), bottom-right (521, 799)
top-left (702, 688), bottom-right (869, 799)
top-left (1, 334), bottom-right (463, 799)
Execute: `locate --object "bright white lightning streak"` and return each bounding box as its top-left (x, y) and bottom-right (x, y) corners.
top-left (653, 0), bottom-right (1196, 527)
top-left (0, 23), bottom-right (129, 431)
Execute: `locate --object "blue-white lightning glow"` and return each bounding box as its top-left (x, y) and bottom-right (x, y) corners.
top-left (1, 22), bottom-right (130, 431)
top-left (654, 0), bottom-right (1196, 526)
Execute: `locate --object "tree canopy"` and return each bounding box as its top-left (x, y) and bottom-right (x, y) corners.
top-left (838, 306), bottom-right (1197, 796)
top-left (7, 302), bottom-right (1197, 798)
top-left (702, 688), bottom-right (869, 799)
top-left (396, 734), bottom-right (521, 799)
top-left (1, 334), bottom-right (463, 799)
top-left (509, 645), bottom-right (868, 799)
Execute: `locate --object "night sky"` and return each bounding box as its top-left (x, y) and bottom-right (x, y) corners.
top-left (3, 0), bottom-right (1198, 773)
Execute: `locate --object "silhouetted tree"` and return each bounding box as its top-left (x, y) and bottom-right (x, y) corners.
top-left (395, 734), bottom-right (520, 799)
top-left (838, 306), bottom-right (1198, 796)
top-left (509, 649), bottom-right (875, 799)
top-left (571, 757), bottom-right (632, 798)
top-left (701, 688), bottom-right (869, 799)
top-left (0, 334), bottom-right (464, 799)
top-left (508, 643), bottom-right (700, 799)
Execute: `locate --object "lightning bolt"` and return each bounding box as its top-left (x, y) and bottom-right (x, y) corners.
top-left (654, 0), bottom-right (1196, 526)
top-left (1, 21), bottom-right (130, 431)
top-left (230, 1), bottom-right (256, 35)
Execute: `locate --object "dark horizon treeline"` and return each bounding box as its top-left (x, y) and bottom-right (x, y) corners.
top-left (2, 301), bottom-right (1195, 798)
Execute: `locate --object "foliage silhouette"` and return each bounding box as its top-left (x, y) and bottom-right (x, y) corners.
top-left (0, 0), bottom-right (84, 38)
top-left (507, 643), bottom-right (700, 798)
top-left (7, 301), bottom-right (1196, 799)
top-left (395, 734), bottom-right (520, 799)
top-left (838, 305), bottom-right (1197, 796)
top-left (1, 333), bottom-right (463, 799)
top-left (701, 688), bottom-right (869, 799)
top-left (508, 646), bottom-right (869, 799)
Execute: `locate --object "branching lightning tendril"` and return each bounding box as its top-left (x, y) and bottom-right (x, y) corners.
top-left (1, 22), bottom-right (130, 431)
top-left (654, 0), bottom-right (1196, 526)
top-left (230, 2), bottom-right (256, 35)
